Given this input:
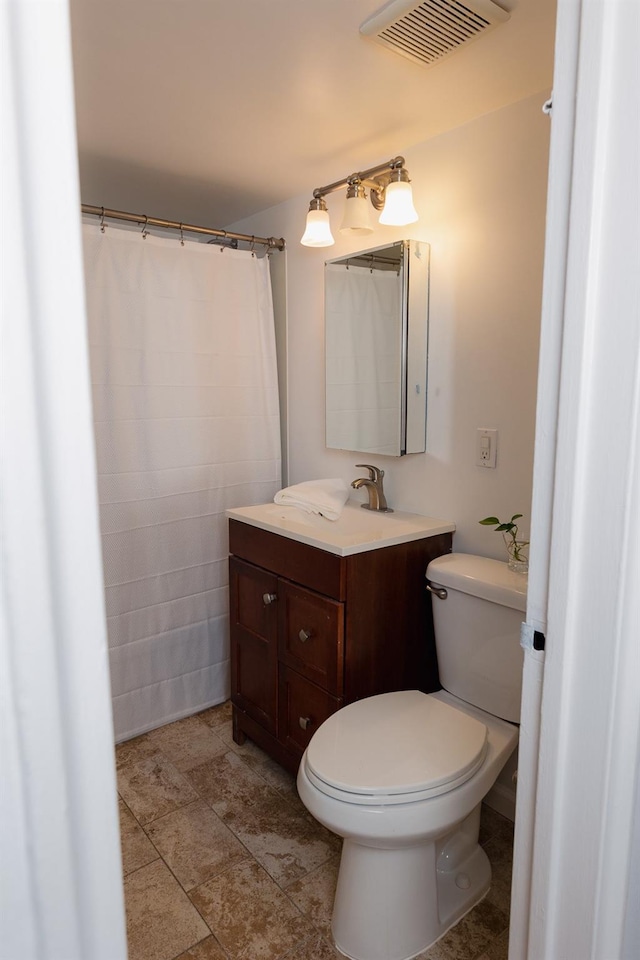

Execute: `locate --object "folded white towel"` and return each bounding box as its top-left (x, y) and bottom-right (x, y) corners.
top-left (274, 479), bottom-right (350, 521)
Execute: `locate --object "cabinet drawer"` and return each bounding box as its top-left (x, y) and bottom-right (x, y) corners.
top-left (229, 519), bottom-right (346, 600)
top-left (278, 581), bottom-right (344, 695)
top-left (278, 666), bottom-right (342, 759)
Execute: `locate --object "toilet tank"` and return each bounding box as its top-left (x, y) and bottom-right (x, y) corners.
top-left (426, 554), bottom-right (527, 723)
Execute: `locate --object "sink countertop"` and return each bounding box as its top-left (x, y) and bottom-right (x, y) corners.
top-left (226, 500), bottom-right (455, 557)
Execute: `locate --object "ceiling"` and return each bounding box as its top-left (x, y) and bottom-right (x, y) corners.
top-left (69, 0), bottom-right (557, 229)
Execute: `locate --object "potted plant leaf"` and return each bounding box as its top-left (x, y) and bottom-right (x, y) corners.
top-left (479, 514), bottom-right (529, 573)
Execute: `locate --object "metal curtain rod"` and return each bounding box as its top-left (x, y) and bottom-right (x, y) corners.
top-left (345, 254), bottom-right (400, 268)
top-left (81, 205), bottom-right (286, 252)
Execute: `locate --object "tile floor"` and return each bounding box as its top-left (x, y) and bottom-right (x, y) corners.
top-left (116, 701), bottom-right (514, 960)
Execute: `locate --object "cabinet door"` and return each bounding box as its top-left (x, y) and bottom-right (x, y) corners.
top-left (278, 666), bottom-right (342, 759)
top-left (229, 557), bottom-right (278, 734)
top-left (278, 581), bottom-right (344, 695)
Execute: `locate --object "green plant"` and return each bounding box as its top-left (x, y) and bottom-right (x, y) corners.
top-left (479, 513), bottom-right (529, 562)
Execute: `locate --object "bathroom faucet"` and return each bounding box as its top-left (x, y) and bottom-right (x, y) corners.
top-left (351, 464), bottom-right (393, 513)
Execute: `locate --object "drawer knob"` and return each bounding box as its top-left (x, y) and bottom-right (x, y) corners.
top-left (298, 628), bottom-right (312, 643)
top-left (299, 716), bottom-right (313, 731)
top-left (263, 593), bottom-right (277, 605)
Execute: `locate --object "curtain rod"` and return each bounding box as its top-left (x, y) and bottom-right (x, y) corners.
top-left (342, 254), bottom-right (400, 268)
top-left (81, 205), bottom-right (286, 252)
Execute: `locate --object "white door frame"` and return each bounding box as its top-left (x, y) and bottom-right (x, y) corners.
top-left (1, 2), bottom-right (127, 957)
top-left (511, 0), bottom-right (640, 957)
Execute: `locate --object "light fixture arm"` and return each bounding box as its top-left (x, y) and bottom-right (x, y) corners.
top-left (311, 156), bottom-right (407, 201)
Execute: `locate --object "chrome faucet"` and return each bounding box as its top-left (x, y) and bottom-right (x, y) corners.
top-left (351, 464), bottom-right (393, 513)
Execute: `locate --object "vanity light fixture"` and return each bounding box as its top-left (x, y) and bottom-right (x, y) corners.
top-left (378, 167), bottom-right (419, 225)
top-left (300, 156), bottom-right (418, 247)
top-left (340, 180), bottom-right (374, 236)
top-left (300, 196), bottom-right (334, 247)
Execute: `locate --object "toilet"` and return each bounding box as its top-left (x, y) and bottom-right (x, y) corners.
top-left (297, 553), bottom-right (526, 960)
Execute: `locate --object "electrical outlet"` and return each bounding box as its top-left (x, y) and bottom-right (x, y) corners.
top-left (476, 428), bottom-right (497, 468)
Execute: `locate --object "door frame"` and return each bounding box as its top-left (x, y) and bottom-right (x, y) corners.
top-left (510, 0), bottom-right (640, 957)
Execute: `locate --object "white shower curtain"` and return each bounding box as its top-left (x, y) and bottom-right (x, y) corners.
top-left (82, 224), bottom-right (281, 741)
top-left (325, 262), bottom-right (402, 455)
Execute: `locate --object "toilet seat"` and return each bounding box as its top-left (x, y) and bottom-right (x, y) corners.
top-left (305, 690), bottom-right (488, 806)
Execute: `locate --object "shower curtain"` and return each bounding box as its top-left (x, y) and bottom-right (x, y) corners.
top-left (325, 262), bottom-right (402, 455)
top-left (82, 223), bottom-right (281, 741)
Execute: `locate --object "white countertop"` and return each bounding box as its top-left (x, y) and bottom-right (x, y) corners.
top-left (227, 500), bottom-right (455, 557)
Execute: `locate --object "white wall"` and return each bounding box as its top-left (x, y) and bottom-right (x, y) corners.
top-left (231, 91), bottom-right (550, 556)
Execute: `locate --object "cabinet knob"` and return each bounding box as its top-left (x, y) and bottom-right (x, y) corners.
top-left (299, 716), bottom-right (313, 731)
top-left (263, 593), bottom-right (277, 605)
top-left (298, 628), bottom-right (312, 643)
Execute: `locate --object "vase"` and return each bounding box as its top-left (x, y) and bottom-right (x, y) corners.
top-left (504, 535), bottom-right (529, 574)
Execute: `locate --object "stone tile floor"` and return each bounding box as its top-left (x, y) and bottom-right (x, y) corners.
top-left (117, 701), bottom-right (514, 960)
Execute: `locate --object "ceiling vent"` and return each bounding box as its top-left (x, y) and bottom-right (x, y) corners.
top-left (360, 0), bottom-right (510, 69)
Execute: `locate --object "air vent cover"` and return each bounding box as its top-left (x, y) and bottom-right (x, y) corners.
top-left (360, 0), bottom-right (510, 69)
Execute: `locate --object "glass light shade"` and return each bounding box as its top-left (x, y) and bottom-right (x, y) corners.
top-left (300, 209), bottom-right (335, 247)
top-left (339, 195), bottom-right (373, 235)
top-left (378, 180), bottom-right (419, 226)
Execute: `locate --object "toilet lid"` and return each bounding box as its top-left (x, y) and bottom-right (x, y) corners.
top-left (305, 691), bottom-right (487, 804)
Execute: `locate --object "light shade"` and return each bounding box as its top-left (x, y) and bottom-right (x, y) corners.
top-left (378, 179), bottom-right (419, 226)
top-left (301, 208), bottom-right (335, 247)
top-left (340, 184), bottom-right (373, 235)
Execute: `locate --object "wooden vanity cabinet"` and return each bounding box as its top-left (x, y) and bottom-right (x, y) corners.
top-left (229, 518), bottom-right (452, 774)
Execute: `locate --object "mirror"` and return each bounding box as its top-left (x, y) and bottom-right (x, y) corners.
top-left (325, 240), bottom-right (429, 457)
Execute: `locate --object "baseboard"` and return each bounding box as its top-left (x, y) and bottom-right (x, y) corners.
top-left (484, 780), bottom-right (517, 822)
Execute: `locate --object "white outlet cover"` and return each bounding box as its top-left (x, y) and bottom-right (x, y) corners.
top-left (476, 428), bottom-right (498, 468)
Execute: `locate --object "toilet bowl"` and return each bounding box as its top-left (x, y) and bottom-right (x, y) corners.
top-left (298, 690), bottom-right (518, 960)
top-left (297, 553), bottom-right (526, 960)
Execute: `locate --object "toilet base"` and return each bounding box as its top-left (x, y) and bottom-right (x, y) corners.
top-left (331, 811), bottom-right (491, 960)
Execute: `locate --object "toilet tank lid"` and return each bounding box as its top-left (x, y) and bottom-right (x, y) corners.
top-left (426, 553), bottom-right (527, 612)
